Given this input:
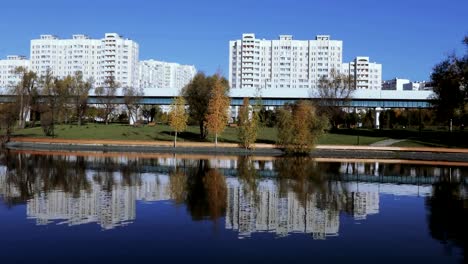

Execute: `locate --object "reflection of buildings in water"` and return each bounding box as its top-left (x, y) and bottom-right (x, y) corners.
top-left (226, 178), bottom-right (342, 239)
top-left (225, 178), bottom-right (380, 239)
top-left (0, 159), bottom-right (451, 232)
top-left (25, 173), bottom-right (171, 230)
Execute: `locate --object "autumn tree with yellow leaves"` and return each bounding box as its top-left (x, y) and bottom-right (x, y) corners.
top-left (169, 96), bottom-right (188, 147)
top-left (205, 77), bottom-right (230, 147)
top-left (238, 98), bottom-right (259, 149)
top-left (277, 100), bottom-right (329, 154)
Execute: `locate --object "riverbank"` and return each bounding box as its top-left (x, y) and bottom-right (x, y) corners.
top-left (6, 137), bottom-right (468, 163)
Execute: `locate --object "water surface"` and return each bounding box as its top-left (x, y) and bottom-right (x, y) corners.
top-left (0, 151), bottom-right (466, 263)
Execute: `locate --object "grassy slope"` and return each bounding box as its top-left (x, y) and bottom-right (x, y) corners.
top-left (12, 124), bottom-right (387, 146)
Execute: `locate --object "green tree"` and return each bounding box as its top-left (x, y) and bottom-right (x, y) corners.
top-left (431, 37), bottom-right (468, 124)
top-left (183, 73), bottom-right (229, 139)
top-left (205, 76), bottom-right (231, 147)
top-left (276, 100), bottom-right (328, 154)
top-left (168, 96), bottom-right (188, 147)
top-left (238, 98), bottom-right (259, 149)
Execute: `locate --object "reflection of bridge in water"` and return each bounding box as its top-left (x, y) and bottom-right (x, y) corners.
top-left (83, 163), bottom-right (467, 186)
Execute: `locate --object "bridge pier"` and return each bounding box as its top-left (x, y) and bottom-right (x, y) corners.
top-left (128, 108), bottom-right (140, 125)
top-left (374, 107), bottom-right (383, 129)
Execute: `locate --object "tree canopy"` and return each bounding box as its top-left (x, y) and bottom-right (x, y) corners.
top-left (168, 96), bottom-right (188, 147)
top-left (431, 36), bottom-right (468, 124)
top-left (205, 76), bottom-right (230, 146)
top-left (182, 73), bottom-right (229, 139)
top-left (276, 100), bottom-right (329, 154)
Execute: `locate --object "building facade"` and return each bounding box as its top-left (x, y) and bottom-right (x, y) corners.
top-left (30, 33), bottom-right (139, 88)
top-left (382, 78), bottom-right (410, 90)
top-left (229, 34), bottom-right (343, 89)
top-left (0, 55), bottom-right (30, 88)
top-left (139, 60), bottom-right (196, 89)
top-left (342, 56), bottom-right (382, 90)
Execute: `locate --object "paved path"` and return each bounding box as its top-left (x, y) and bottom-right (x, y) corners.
top-left (8, 137), bottom-right (468, 154)
top-left (370, 139), bottom-right (405, 147)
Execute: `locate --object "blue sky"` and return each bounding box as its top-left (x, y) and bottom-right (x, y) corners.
top-left (1, 0), bottom-right (467, 81)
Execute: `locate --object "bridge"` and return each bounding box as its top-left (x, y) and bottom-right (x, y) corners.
top-left (1, 87), bottom-right (433, 108)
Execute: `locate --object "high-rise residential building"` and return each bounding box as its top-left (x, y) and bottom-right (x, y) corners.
top-left (139, 60), bottom-right (196, 89)
top-left (0, 55), bottom-right (30, 88)
top-left (229, 33), bottom-right (343, 89)
top-left (342, 56), bottom-right (382, 90)
top-left (382, 78), bottom-right (410, 90)
top-left (403, 81), bottom-right (433, 91)
top-left (30, 33), bottom-right (139, 88)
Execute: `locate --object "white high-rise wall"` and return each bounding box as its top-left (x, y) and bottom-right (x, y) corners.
top-left (99, 33), bottom-right (139, 88)
top-left (139, 60), bottom-right (196, 90)
top-left (342, 57), bottom-right (382, 90)
top-left (0, 55), bottom-right (30, 88)
top-left (382, 78), bottom-right (410, 90)
top-left (229, 34), bottom-right (343, 89)
top-left (403, 81), bottom-right (432, 91)
top-left (30, 33), bottom-right (139, 88)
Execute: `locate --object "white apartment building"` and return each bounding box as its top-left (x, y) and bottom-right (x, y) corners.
top-left (139, 60), bottom-right (196, 89)
top-left (30, 33), bottom-right (139, 88)
top-left (229, 34), bottom-right (343, 89)
top-left (382, 78), bottom-right (410, 90)
top-left (0, 55), bottom-right (30, 88)
top-left (403, 81), bottom-right (433, 91)
top-left (342, 56), bottom-right (382, 90)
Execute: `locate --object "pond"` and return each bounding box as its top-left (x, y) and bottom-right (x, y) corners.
top-left (0, 150), bottom-right (466, 263)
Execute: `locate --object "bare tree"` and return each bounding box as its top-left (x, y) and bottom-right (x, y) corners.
top-left (70, 72), bottom-right (91, 126)
top-left (13, 67), bottom-right (38, 129)
top-left (122, 86), bottom-right (144, 126)
top-left (314, 68), bottom-right (354, 129)
top-left (40, 69), bottom-right (63, 136)
top-left (94, 75), bottom-right (118, 125)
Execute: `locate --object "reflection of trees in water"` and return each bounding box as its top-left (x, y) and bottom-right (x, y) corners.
top-left (237, 156), bottom-right (260, 203)
top-left (0, 151), bottom-right (92, 205)
top-left (169, 169), bottom-right (187, 205)
top-left (0, 152), bottom-right (149, 206)
top-left (426, 169), bottom-right (467, 262)
top-left (185, 160), bottom-right (227, 222)
top-left (274, 157), bottom-right (348, 212)
top-left (0, 151), bottom-right (36, 206)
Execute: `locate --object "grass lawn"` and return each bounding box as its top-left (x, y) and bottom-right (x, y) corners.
top-left (12, 123), bottom-right (387, 146)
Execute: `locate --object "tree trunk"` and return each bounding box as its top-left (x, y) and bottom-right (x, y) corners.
top-left (18, 94), bottom-right (25, 129)
top-left (174, 131), bottom-right (177, 148)
top-left (215, 133), bottom-right (218, 147)
top-left (199, 121), bottom-right (205, 139)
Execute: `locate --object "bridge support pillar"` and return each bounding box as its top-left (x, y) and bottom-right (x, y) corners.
top-left (230, 106), bottom-right (239, 123)
top-left (128, 108), bottom-right (140, 125)
top-left (374, 107), bottom-right (383, 129)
